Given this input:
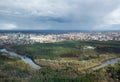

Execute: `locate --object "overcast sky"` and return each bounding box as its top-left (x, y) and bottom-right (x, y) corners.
top-left (0, 0), bottom-right (120, 30)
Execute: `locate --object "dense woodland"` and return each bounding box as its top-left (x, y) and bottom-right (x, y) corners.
top-left (4, 41), bottom-right (120, 59)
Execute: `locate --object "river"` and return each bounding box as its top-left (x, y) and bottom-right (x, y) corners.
top-left (92, 58), bottom-right (120, 70)
top-left (0, 49), bottom-right (41, 70)
top-left (0, 49), bottom-right (120, 70)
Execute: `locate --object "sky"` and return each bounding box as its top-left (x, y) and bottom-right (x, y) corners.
top-left (0, 0), bottom-right (120, 30)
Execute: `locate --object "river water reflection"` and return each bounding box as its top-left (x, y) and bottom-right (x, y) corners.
top-left (0, 49), bottom-right (41, 70)
top-left (92, 58), bottom-right (120, 70)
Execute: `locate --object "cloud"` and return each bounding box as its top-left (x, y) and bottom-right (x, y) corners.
top-left (93, 7), bottom-right (120, 30)
top-left (105, 7), bottom-right (120, 25)
top-left (0, 23), bottom-right (17, 30)
top-left (0, 0), bottom-right (78, 17)
top-left (0, 0), bottom-right (120, 30)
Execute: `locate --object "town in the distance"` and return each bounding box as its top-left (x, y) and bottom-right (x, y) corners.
top-left (0, 31), bottom-right (120, 45)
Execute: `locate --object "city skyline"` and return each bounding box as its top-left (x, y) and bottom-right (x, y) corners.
top-left (0, 0), bottom-right (120, 30)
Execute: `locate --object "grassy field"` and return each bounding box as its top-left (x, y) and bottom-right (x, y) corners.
top-left (35, 54), bottom-right (117, 71)
top-left (1, 52), bottom-right (120, 82)
top-left (4, 40), bottom-right (120, 71)
top-left (1, 41), bottom-right (120, 82)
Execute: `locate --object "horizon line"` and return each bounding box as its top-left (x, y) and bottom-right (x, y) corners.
top-left (0, 29), bottom-right (120, 32)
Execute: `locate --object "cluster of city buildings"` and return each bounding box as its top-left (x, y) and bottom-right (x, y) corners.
top-left (0, 32), bottom-right (120, 45)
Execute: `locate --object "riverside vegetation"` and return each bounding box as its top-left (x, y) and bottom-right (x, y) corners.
top-left (0, 41), bottom-right (120, 82)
